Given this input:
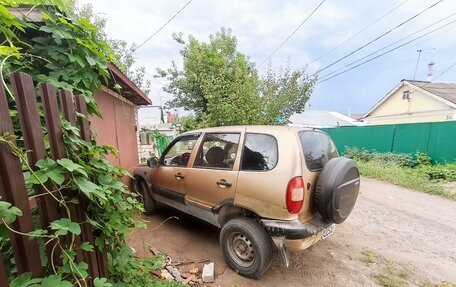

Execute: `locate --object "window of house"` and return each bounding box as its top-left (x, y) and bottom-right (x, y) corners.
top-left (241, 134), bottom-right (278, 171)
top-left (193, 133), bottom-right (240, 170)
top-left (402, 90), bottom-right (410, 100)
top-left (161, 134), bottom-right (199, 167)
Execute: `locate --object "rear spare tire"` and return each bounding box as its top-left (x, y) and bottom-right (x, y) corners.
top-left (314, 157), bottom-right (360, 224)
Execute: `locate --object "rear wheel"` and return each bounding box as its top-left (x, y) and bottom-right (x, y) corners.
top-left (135, 179), bottom-right (156, 215)
top-left (220, 217), bottom-right (273, 278)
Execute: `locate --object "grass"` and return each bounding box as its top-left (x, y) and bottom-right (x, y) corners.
top-left (360, 249), bottom-right (455, 287)
top-left (358, 161), bottom-right (456, 200)
top-left (375, 262), bottom-right (410, 287)
top-left (362, 250), bottom-right (379, 265)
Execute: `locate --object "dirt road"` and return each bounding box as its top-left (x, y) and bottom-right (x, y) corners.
top-left (128, 177), bottom-right (456, 286)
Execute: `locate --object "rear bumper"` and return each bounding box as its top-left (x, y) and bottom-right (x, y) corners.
top-left (261, 215), bottom-right (331, 240)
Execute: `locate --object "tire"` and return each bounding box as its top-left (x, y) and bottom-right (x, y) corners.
top-left (220, 217), bottom-right (273, 278)
top-left (135, 178), bottom-right (157, 215)
top-left (314, 157), bottom-right (360, 224)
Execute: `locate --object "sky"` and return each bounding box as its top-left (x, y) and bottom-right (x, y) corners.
top-left (78, 0), bottom-right (456, 121)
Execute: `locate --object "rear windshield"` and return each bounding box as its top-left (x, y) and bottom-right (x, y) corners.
top-left (299, 131), bottom-right (338, 171)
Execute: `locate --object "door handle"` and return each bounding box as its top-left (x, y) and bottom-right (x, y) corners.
top-left (216, 179), bottom-right (232, 188)
top-left (174, 173), bottom-right (185, 180)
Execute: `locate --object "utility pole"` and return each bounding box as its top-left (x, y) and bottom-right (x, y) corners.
top-left (413, 49), bottom-right (422, 80)
top-left (413, 48), bottom-right (435, 80)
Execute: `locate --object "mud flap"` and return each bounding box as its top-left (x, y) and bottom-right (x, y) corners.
top-left (272, 238), bottom-right (290, 267)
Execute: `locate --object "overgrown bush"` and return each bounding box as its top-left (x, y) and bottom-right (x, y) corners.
top-left (421, 164), bottom-right (456, 181)
top-left (345, 147), bottom-right (416, 168)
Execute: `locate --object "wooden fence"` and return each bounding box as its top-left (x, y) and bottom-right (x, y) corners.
top-left (0, 72), bottom-right (108, 286)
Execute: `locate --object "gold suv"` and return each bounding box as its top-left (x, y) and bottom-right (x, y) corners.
top-left (133, 125), bottom-right (360, 278)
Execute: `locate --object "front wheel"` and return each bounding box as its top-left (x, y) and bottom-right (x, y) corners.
top-left (134, 179), bottom-right (157, 215)
top-left (220, 217), bottom-right (273, 278)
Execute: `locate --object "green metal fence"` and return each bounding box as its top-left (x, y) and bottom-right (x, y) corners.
top-left (321, 121), bottom-right (456, 163)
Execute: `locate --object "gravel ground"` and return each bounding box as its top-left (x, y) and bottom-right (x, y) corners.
top-left (128, 177), bottom-right (456, 286)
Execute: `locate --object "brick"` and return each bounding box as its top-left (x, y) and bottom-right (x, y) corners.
top-left (202, 262), bottom-right (214, 283)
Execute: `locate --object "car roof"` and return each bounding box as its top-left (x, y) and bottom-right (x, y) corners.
top-left (180, 125), bottom-right (316, 136)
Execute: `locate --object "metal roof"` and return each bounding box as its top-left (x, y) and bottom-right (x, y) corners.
top-left (288, 111), bottom-right (362, 128)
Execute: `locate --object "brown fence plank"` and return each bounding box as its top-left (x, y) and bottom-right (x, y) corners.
top-left (1, 74), bottom-right (43, 277)
top-left (57, 90), bottom-right (86, 265)
top-left (75, 95), bottom-right (90, 141)
top-left (59, 90), bottom-right (76, 126)
top-left (10, 71), bottom-right (62, 237)
top-left (0, 252), bottom-right (9, 287)
top-left (38, 82), bottom-right (67, 266)
top-left (75, 95), bottom-right (103, 280)
top-left (40, 83), bottom-right (66, 159)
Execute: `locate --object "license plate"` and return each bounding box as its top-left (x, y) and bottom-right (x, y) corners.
top-left (321, 224), bottom-right (335, 240)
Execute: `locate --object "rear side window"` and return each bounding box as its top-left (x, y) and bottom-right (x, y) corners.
top-left (241, 134), bottom-right (278, 171)
top-left (299, 131), bottom-right (338, 171)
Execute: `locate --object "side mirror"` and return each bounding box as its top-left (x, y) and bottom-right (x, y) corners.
top-left (147, 157), bottom-right (159, 168)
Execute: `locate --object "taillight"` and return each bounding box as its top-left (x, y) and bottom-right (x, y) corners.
top-left (286, 176), bottom-right (305, 214)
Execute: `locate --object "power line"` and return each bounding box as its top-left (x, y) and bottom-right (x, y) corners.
top-left (316, 18), bottom-right (456, 84)
top-left (432, 60), bottom-right (456, 81)
top-left (258, 0), bottom-right (326, 68)
top-left (316, 0), bottom-right (445, 74)
top-left (318, 12), bottom-right (456, 81)
top-left (135, 0), bottom-right (193, 51)
top-left (310, 0), bottom-right (409, 65)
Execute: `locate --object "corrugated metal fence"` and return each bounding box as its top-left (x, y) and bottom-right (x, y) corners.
top-left (321, 121), bottom-right (456, 163)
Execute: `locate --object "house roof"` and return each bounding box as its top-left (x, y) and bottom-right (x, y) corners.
top-left (363, 79), bottom-right (456, 117)
top-left (107, 63), bottom-right (151, 105)
top-left (407, 80), bottom-right (456, 105)
top-left (288, 111), bottom-right (363, 128)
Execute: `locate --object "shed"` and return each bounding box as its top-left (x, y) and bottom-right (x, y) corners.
top-left (90, 63), bottom-right (152, 170)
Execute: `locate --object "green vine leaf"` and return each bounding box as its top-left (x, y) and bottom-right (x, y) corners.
top-left (74, 177), bottom-right (106, 201)
top-left (32, 158), bottom-right (65, 185)
top-left (0, 201), bottom-right (22, 224)
top-left (93, 277), bottom-right (112, 287)
top-left (10, 272), bottom-right (41, 287)
top-left (40, 275), bottom-right (72, 287)
top-left (80, 242), bottom-right (94, 252)
top-left (57, 158), bottom-right (88, 177)
top-left (50, 218), bottom-right (81, 236)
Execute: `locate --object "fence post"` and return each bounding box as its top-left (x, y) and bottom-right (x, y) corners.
top-left (1, 74), bottom-right (43, 277)
top-left (75, 95), bottom-right (109, 278)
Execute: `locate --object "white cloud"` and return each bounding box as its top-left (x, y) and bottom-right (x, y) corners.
top-left (77, 0), bottom-right (456, 115)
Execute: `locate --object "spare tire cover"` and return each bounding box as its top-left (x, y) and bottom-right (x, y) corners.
top-left (314, 157), bottom-right (360, 224)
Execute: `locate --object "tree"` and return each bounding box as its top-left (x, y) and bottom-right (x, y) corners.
top-left (77, 3), bottom-right (151, 95)
top-left (156, 27), bottom-right (317, 129)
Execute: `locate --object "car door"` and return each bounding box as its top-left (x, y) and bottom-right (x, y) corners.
top-left (184, 132), bottom-right (243, 210)
top-left (150, 134), bottom-right (200, 207)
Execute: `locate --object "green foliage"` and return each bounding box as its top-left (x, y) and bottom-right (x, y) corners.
top-left (0, 2), bottom-right (161, 286)
top-left (108, 245), bottom-right (177, 287)
top-left (0, 201), bottom-right (22, 224)
top-left (415, 151), bottom-right (432, 166)
top-left (345, 147), bottom-right (417, 168)
top-left (421, 163), bottom-right (456, 181)
top-left (346, 147), bottom-right (456, 200)
top-left (156, 27), bottom-right (316, 128)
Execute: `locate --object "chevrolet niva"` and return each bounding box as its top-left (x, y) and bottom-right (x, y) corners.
top-left (133, 125), bottom-right (360, 278)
